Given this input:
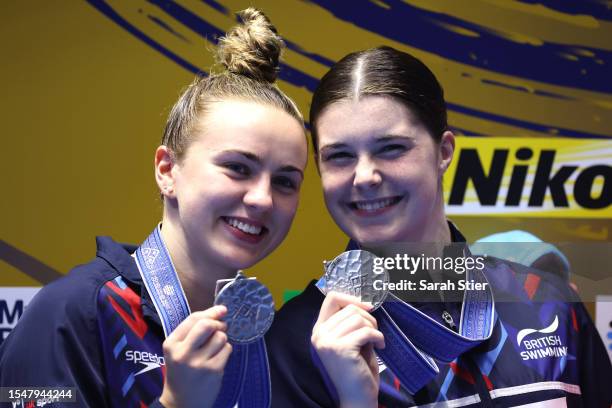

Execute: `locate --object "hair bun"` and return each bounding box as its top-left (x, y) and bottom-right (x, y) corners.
top-left (217, 8), bottom-right (284, 83)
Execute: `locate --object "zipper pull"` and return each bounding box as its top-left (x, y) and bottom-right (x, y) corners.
top-left (442, 310), bottom-right (457, 330)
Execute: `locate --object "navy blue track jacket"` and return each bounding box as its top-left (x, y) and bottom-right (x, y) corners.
top-left (266, 230), bottom-right (612, 407)
top-left (0, 237), bottom-right (167, 407)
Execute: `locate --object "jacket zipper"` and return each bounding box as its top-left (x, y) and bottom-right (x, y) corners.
top-left (442, 311), bottom-right (493, 406)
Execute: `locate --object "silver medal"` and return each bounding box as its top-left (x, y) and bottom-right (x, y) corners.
top-left (322, 250), bottom-right (389, 310)
top-left (214, 271), bottom-right (275, 344)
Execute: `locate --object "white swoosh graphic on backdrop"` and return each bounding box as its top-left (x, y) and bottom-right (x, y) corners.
top-left (516, 315), bottom-right (559, 345)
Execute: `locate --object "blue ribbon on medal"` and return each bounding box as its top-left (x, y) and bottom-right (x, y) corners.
top-left (135, 226), bottom-right (273, 408)
top-left (316, 248), bottom-right (495, 395)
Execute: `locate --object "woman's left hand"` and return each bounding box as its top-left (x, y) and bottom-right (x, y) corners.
top-left (311, 291), bottom-right (385, 408)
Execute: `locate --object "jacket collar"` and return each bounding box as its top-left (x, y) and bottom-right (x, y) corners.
top-left (346, 220), bottom-right (467, 250)
top-left (448, 220), bottom-right (467, 243)
top-left (95, 236), bottom-right (161, 327)
top-left (95, 236), bottom-right (140, 283)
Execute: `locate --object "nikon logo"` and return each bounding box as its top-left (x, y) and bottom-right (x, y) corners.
top-left (448, 147), bottom-right (611, 209)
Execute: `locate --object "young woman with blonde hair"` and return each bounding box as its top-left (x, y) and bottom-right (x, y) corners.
top-left (1, 9), bottom-right (307, 408)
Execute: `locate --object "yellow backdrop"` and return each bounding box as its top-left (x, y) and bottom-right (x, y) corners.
top-left (2, 1), bottom-right (610, 305)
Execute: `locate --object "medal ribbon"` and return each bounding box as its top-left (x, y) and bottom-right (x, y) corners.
top-left (135, 226), bottom-right (271, 408)
top-left (316, 253), bottom-right (495, 395)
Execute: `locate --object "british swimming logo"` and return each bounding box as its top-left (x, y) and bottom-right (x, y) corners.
top-left (517, 315), bottom-right (568, 360)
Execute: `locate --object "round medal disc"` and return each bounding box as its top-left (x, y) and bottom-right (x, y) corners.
top-left (324, 250), bottom-right (389, 311)
top-left (214, 276), bottom-right (275, 344)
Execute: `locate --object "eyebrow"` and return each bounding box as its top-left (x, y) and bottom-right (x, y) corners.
top-left (374, 134), bottom-right (414, 143)
top-left (220, 150), bottom-right (304, 178)
top-left (319, 142), bottom-right (349, 153)
top-left (221, 149), bottom-right (262, 163)
top-left (279, 165), bottom-right (304, 179)
top-left (319, 134), bottom-right (414, 152)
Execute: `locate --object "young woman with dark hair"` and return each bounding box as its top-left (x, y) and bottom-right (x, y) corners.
top-left (266, 46), bottom-right (611, 408)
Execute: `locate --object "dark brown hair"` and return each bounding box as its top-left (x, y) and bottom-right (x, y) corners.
top-left (162, 8), bottom-right (303, 161)
top-left (310, 46), bottom-right (448, 156)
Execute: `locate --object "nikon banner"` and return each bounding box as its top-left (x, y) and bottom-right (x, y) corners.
top-left (445, 137), bottom-right (611, 218)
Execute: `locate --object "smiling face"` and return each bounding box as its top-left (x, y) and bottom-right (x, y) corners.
top-left (316, 95), bottom-right (454, 244)
top-left (162, 99), bottom-right (307, 272)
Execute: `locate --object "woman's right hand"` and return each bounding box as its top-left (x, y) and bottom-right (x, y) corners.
top-left (311, 292), bottom-right (385, 408)
top-left (159, 305), bottom-right (232, 408)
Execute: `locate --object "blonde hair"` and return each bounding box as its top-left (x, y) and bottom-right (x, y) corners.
top-left (162, 8), bottom-right (303, 160)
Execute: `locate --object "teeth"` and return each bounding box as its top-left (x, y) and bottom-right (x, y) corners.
top-left (226, 218), bottom-right (262, 235)
top-left (355, 198), bottom-right (394, 212)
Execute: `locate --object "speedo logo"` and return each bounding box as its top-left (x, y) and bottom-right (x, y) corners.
top-left (517, 316), bottom-right (568, 361)
top-left (448, 147), bottom-right (610, 209)
top-left (125, 349), bottom-right (165, 376)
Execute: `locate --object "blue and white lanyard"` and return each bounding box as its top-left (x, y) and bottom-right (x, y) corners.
top-left (316, 254), bottom-right (495, 394)
top-left (135, 225), bottom-right (271, 408)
